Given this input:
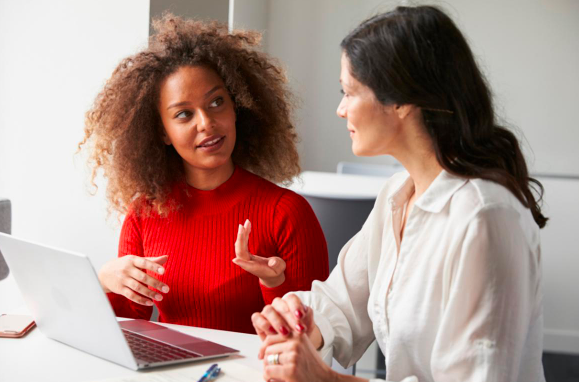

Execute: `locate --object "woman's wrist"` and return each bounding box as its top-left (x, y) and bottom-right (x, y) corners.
top-left (311, 324), bottom-right (324, 350)
top-left (259, 272), bottom-right (285, 288)
top-left (97, 270), bottom-right (112, 293)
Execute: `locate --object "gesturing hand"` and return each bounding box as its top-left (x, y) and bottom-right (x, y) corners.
top-left (232, 219), bottom-right (286, 288)
top-left (98, 255), bottom-right (170, 306)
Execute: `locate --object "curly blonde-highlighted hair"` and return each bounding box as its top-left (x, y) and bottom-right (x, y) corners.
top-left (80, 14), bottom-right (300, 216)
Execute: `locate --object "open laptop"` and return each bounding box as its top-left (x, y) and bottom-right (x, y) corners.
top-left (0, 232), bottom-right (239, 370)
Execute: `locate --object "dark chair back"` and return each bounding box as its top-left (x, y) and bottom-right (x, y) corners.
top-left (0, 199), bottom-right (12, 280)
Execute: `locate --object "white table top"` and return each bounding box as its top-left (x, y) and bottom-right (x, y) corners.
top-left (0, 276), bottom-right (263, 382)
top-left (288, 171), bottom-right (389, 200)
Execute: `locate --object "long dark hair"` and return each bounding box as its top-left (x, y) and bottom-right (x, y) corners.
top-left (341, 6), bottom-right (547, 228)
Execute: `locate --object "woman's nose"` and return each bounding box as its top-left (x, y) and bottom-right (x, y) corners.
top-left (336, 98), bottom-right (347, 119)
top-left (196, 109), bottom-right (214, 132)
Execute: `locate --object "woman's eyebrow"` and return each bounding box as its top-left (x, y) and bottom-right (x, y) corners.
top-left (204, 85), bottom-right (223, 99)
top-left (167, 101), bottom-right (189, 110)
top-left (167, 86), bottom-right (224, 110)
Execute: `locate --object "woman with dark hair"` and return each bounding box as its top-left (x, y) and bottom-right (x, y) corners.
top-left (251, 6), bottom-right (546, 381)
top-left (79, 15), bottom-right (328, 334)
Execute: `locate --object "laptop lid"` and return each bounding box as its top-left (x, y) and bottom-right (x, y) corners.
top-left (0, 232), bottom-right (138, 369)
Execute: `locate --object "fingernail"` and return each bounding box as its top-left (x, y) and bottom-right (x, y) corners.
top-left (294, 309), bottom-right (303, 319)
top-left (304, 306), bottom-right (309, 313)
top-left (280, 326), bottom-right (289, 335)
top-left (155, 294), bottom-right (163, 301)
top-left (269, 326), bottom-right (277, 334)
top-left (146, 301), bottom-right (153, 306)
top-left (161, 286), bottom-right (169, 293)
top-left (158, 267), bottom-right (164, 274)
top-left (296, 323), bottom-right (305, 332)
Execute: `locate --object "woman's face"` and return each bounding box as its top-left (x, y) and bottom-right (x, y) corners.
top-left (336, 53), bottom-right (402, 157)
top-left (158, 65), bottom-right (236, 175)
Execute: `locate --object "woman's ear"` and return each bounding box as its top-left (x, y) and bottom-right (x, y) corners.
top-left (394, 104), bottom-right (415, 120)
top-left (161, 130), bottom-right (172, 145)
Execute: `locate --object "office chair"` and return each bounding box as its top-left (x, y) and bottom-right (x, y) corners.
top-left (0, 198), bottom-right (11, 280)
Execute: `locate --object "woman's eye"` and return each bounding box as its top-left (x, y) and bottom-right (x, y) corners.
top-left (175, 110), bottom-right (192, 119)
top-left (210, 97), bottom-right (224, 108)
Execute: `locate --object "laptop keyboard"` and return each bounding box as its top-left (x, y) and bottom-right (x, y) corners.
top-left (122, 329), bottom-right (201, 364)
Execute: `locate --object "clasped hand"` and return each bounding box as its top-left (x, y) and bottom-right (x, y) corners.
top-left (252, 295), bottom-right (334, 382)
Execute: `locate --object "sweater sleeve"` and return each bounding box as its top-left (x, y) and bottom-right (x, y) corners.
top-left (259, 190), bottom-right (329, 304)
top-left (106, 209), bottom-right (153, 320)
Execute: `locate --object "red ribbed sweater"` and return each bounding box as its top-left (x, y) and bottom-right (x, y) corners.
top-left (108, 167), bottom-right (329, 334)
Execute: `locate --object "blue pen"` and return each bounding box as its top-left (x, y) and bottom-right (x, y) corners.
top-left (197, 363), bottom-right (219, 382)
top-left (209, 367), bottom-right (221, 380)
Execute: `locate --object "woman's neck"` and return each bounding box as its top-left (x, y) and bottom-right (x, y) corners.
top-left (183, 160), bottom-right (235, 190)
top-left (391, 119), bottom-right (443, 198)
top-left (402, 153), bottom-right (443, 198)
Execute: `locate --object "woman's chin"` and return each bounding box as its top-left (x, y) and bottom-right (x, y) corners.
top-left (352, 143), bottom-right (369, 157)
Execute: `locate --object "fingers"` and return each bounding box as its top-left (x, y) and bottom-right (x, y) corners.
top-left (252, 312), bottom-right (278, 339)
top-left (121, 286), bottom-right (155, 306)
top-left (285, 294), bottom-right (308, 323)
top-left (266, 256), bottom-right (286, 276)
top-left (129, 268), bottom-right (169, 293)
top-left (256, 301), bottom-right (293, 359)
top-left (232, 257), bottom-right (276, 279)
top-left (262, 337), bottom-right (305, 380)
top-left (262, 303), bottom-right (292, 335)
top-left (132, 256), bottom-right (166, 275)
top-left (149, 255), bottom-right (169, 265)
top-left (259, 333), bottom-right (291, 360)
top-left (234, 220), bottom-right (252, 261)
top-left (273, 295), bottom-right (309, 334)
top-left (126, 277), bottom-right (164, 302)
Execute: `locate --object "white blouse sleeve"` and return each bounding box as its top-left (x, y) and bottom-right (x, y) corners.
top-left (291, 208), bottom-right (377, 370)
top-left (429, 204), bottom-right (542, 381)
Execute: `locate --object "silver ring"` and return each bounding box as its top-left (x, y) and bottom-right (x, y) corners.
top-left (267, 353), bottom-right (280, 365)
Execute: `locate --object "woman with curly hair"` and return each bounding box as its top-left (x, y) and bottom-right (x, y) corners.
top-left (79, 15), bottom-right (329, 334)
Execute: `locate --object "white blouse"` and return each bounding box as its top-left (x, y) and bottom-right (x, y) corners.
top-left (293, 170), bottom-right (545, 382)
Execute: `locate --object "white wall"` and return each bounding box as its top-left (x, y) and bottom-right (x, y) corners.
top-left (150, 0), bottom-right (229, 27)
top-left (230, 0), bottom-right (269, 47)
top-left (265, 0), bottom-right (579, 176)
top-left (0, 0), bottom-right (150, 273)
top-left (539, 177), bottom-right (579, 354)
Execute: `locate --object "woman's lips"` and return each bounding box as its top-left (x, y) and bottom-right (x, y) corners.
top-left (197, 135), bottom-right (224, 147)
top-left (197, 136), bottom-right (225, 152)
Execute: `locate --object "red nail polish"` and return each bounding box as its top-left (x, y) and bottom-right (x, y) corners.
top-left (280, 326), bottom-right (289, 335)
top-left (269, 326), bottom-right (277, 334)
top-left (294, 309), bottom-right (303, 319)
top-left (295, 323), bottom-right (305, 332)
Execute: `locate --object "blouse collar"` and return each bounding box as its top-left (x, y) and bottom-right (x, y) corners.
top-left (388, 170), bottom-right (468, 214)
